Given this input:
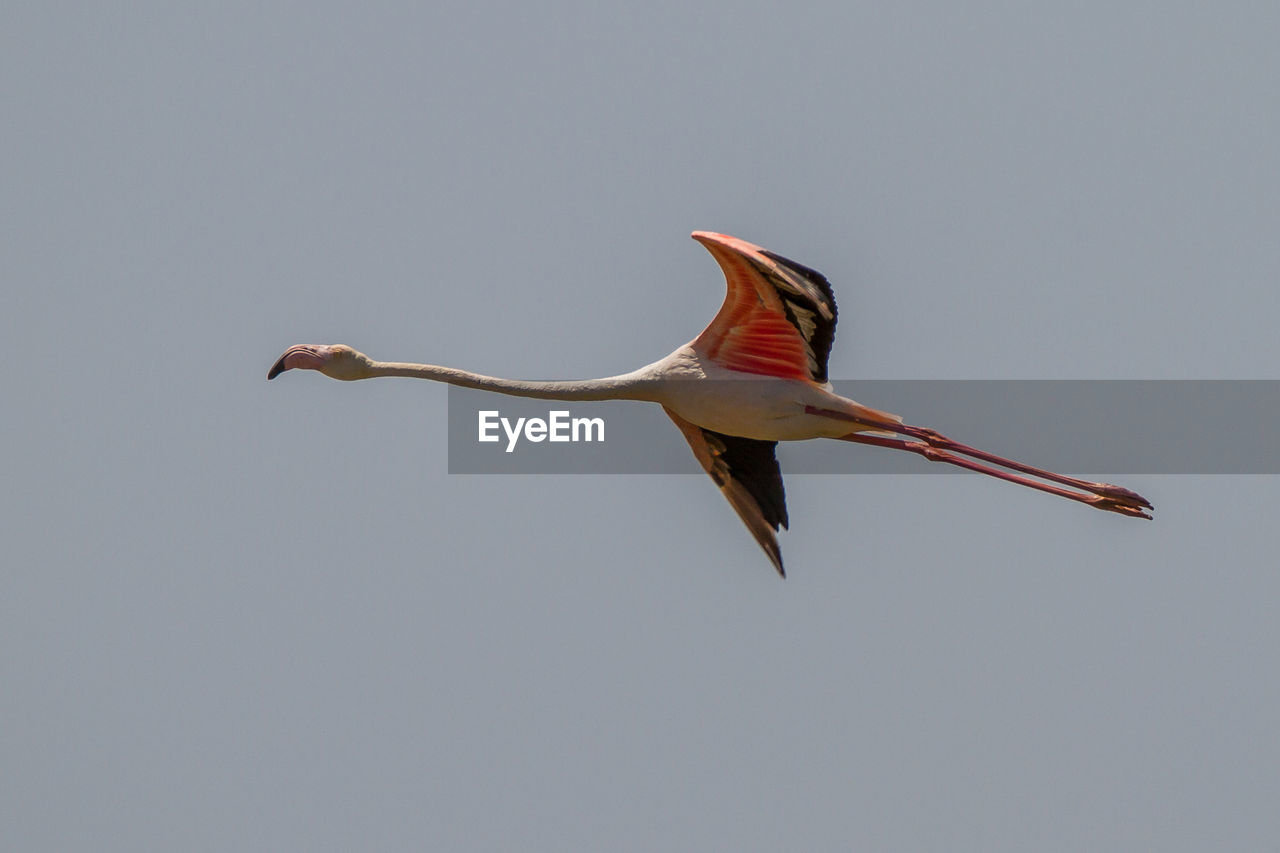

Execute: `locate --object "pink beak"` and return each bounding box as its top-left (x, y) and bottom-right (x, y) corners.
top-left (267, 345), bottom-right (327, 380)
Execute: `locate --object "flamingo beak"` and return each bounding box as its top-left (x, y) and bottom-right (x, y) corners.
top-left (267, 345), bottom-right (323, 380)
top-left (266, 355), bottom-right (289, 380)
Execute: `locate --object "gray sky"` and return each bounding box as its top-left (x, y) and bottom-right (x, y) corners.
top-left (3, 3), bottom-right (1278, 850)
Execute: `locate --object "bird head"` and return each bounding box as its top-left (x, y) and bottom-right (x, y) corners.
top-left (267, 344), bottom-right (372, 381)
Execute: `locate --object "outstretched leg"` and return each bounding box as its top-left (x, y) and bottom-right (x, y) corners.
top-left (837, 433), bottom-right (1152, 518)
top-left (805, 405), bottom-right (1153, 519)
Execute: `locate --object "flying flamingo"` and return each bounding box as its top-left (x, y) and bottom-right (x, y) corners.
top-left (269, 231), bottom-right (1152, 576)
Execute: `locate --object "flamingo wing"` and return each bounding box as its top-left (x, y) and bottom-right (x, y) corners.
top-left (665, 406), bottom-right (789, 577)
top-left (691, 231), bottom-right (838, 383)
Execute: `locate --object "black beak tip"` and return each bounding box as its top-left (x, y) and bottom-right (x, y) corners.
top-left (267, 358), bottom-right (287, 380)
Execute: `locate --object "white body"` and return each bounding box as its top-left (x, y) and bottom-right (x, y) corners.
top-left (634, 347), bottom-right (886, 442)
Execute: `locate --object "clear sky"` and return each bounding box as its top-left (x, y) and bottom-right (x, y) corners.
top-left (3, 3), bottom-right (1278, 850)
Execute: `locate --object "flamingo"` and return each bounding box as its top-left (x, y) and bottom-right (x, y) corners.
top-left (268, 231), bottom-right (1152, 576)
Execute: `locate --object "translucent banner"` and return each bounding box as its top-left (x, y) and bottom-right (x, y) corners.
top-left (447, 381), bottom-right (1277, 474)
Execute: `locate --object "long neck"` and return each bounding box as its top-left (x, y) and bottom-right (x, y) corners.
top-left (365, 361), bottom-right (660, 402)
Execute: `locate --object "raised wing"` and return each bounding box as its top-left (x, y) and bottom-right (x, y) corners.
top-left (665, 406), bottom-right (789, 578)
top-left (691, 231), bottom-right (838, 384)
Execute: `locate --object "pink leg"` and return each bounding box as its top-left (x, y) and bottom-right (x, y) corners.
top-left (804, 406), bottom-right (1153, 518)
top-left (895, 424), bottom-right (1151, 509)
top-left (836, 433), bottom-right (1151, 518)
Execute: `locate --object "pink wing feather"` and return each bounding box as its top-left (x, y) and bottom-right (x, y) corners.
top-left (691, 232), bottom-right (839, 384)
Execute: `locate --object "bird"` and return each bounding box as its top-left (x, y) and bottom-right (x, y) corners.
top-left (268, 231), bottom-right (1152, 576)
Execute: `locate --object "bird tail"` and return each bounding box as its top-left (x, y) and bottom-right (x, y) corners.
top-left (841, 402), bottom-right (904, 438)
top-left (804, 401), bottom-right (903, 438)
